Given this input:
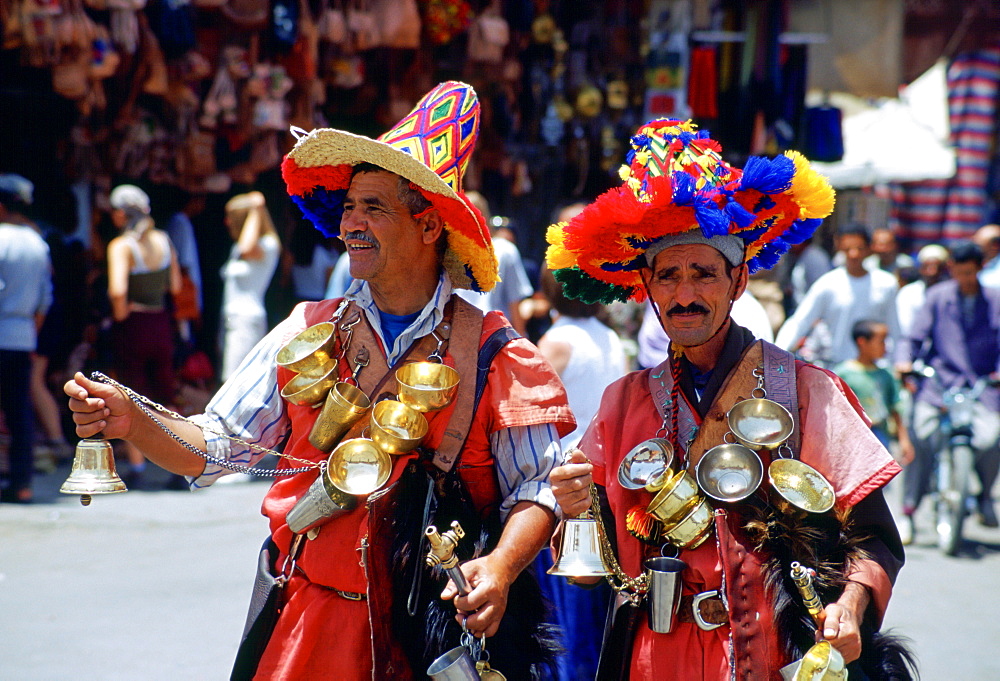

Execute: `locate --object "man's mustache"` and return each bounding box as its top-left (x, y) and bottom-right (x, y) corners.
top-left (666, 303), bottom-right (709, 316)
top-left (342, 231), bottom-right (377, 246)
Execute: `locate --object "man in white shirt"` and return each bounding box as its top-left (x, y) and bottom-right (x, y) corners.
top-left (776, 225), bottom-right (901, 366)
top-left (65, 82), bottom-right (573, 679)
top-left (0, 174), bottom-right (52, 504)
top-left (895, 244), bottom-right (948, 338)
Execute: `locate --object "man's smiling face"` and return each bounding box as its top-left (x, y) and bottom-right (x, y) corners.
top-left (640, 243), bottom-right (747, 348)
top-left (339, 170), bottom-right (426, 287)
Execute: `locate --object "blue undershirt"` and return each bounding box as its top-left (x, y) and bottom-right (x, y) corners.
top-left (378, 308), bottom-right (421, 352)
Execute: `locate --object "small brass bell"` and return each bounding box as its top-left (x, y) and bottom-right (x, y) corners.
top-left (60, 438), bottom-right (127, 505)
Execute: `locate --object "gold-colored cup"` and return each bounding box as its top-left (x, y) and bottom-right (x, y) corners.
top-left (768, 458), bottom-right (836, 514)
top-left (308, 382), bottom-right (372, 452)
top-left (327, 438), bottom-right (391, 495)
top-left (647, 469), bottom-right (702, 526)
top-left (663, 496), bottom-right (714, 549)
top-left (727, 398), bottom-right (794, 451)
top-left (280, 362), bottom-right (338, 406)
top-left (695, 443), bottom-right (764, 503)
top-left (276, 322), bottom-right (338, 375)
top-left (395, 361), bottom-right (461, 412)
top-left (370, 399), bottom-right (429, 455)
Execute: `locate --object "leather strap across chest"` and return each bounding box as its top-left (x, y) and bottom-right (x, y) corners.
top-left (647, 340), bottom-right (801, 472)
top-left (335, 297), bottom-right (484, 472)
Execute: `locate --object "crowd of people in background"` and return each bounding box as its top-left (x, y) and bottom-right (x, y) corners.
top-left (2, 172), bottom-right (1000, 543)
top-left (1, 165), bottom-right (999, 679)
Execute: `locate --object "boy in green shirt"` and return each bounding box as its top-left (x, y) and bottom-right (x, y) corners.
top-left (834, 320), bottom-right (914, 466)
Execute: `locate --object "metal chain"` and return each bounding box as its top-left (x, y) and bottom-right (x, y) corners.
top-left (90, 372), bottom-right (320, 477)
top-left (588, 483), bottom-right (649, 599)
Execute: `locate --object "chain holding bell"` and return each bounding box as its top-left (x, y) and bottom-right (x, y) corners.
top-left (59, 437), bottom-right (127, 506)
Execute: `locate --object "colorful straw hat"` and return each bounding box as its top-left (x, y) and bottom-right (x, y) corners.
top-left (282, 81), bottom-right (497, 292)
top-left (545, 119), bottom-right (836, 303)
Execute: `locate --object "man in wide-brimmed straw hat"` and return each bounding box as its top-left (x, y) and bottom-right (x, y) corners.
top-left (548, 120), bottom-right (915, 680)
top-left (65, 82), bottom-right (574, 679)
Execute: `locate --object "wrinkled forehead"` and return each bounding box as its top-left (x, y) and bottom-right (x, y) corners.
top-left (647, 243), bottom-right (729, 271)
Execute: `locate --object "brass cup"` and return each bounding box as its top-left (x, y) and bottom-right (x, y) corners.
top-left (727, 398), bottom-right (794, 451)
top-left (396, 361), bottom-right (461, 412)
top-left (280, 362), bottom-right (338, 406)
top-left (663, 496), bottom-right (714, 549)
top-left (308, 382), bottom-right (372, 452)
top-left (695, 443), bottom-right (764, 503)
top-left (617, 438), bottom-right (674, 490)
top-left (327, 438), bottom-right (391, 495)
top-left (276, 322), bottom-right (338, 375)
top-left (370, 399), bottom-right (429, 455)
top-left (793, 641), bottom-right (847, 681)
top-left (768, 458), bottom-right (836, 514)
top-left (647, 469), bottom-right (702, 526)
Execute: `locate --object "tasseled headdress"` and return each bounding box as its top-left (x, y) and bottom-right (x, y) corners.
top-left (545, 119), bottom-right (836, 303)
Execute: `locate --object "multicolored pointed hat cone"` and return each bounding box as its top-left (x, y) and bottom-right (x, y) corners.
top-left (545, 119), bottom-right (836, 304)
top-left (282, 81), bottom-right (497, 292)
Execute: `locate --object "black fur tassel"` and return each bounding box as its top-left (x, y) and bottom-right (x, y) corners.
top-left (386, 461), bottom-right (560, 679)
top-left (743, 502), bottom-right (917, 680)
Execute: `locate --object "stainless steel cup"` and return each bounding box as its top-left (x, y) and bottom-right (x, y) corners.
top-left (643, 556), bottom-right (687, 634)
top-left (427, 646), bottom-right (480, 681)
top-left (285, 470), bottom-right (356, 535)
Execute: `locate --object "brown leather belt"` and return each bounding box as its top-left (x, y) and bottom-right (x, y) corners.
top-left (677, 590), bottom-right (728, 630)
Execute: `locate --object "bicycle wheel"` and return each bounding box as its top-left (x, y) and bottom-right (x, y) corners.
top-left (936, 443), bottom-right (973, 556)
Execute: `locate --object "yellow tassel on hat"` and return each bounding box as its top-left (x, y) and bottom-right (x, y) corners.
top-left (785, 151), bottom-right (836, 219)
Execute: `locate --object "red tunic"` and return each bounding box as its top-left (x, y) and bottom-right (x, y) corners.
top-left (253, 298), bottom-right (574, 680)
top-left (580, 362), bottom-right (901, 681)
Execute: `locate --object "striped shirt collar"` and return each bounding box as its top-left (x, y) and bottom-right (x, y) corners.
top-left (344, 273), bottom-right (453, 365)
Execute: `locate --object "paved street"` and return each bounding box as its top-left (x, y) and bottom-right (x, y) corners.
top-left (2, 463), bottom-right (999, 680)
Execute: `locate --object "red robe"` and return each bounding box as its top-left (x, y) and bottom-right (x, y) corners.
top-left (253, 298), bottom-right (575, 680)
top-left (580, 361), bottom-right (901, 680)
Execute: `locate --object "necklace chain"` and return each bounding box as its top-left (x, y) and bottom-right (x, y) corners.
top-left (588, 483), bottom-right (649, 600)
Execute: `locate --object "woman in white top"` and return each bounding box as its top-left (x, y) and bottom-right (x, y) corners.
top-left (106, 184), bottom-right (182, 485)
top-left (220, 191), bottom-right (281, 380)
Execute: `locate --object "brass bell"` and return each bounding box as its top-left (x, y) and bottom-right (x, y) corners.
top-left (60, 438), bottom-right (127, 506)
top-left (547, 515), bottom-right (612, 578)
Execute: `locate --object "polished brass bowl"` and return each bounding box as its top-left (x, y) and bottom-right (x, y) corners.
top-left (647, 469), bottom-right (702, 526)
top-left (728, 398), bottom-right (794, 451)
top-left (663, 496), bottom-right (714, 549)
top-left (696, 443), bottom-right (764, 503)
top-left (618, 438), bottom-right (674, 491)
top-left (280, 362), bottom-right (338, 406)
top-left (327, 438), bottom-right (391, 495)
top-left (276, 322), bottom-right (338, 375)
top-left (769, 458), bottom-right (836, 514)
top-left (396, 361), bottom-right (460, 412)
top-left (370, 399), bottom-right (429, 455)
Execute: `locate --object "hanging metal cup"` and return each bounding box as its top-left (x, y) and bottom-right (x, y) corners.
top-left (617, 438), bottom-right (674, 490)
top-left (695, 443), bottom-right (764, 503)
top-left (369, 399), bottom-right (428, 455)
top-left (647, 469), bottom-right (702, 526)
top-left (727, 398), bottom-right (794, 451)
top-left (396, 361), bottom-right (460, 412)
top-left (427, 646), bottom-right (480, 681)
top-left (662, 497), bottom-right (715, 550)
top-left (308, 382), bottom-right (371, 452)
top-left (643, 556), bottom-right (687, 633)
top-left (285, 438), bottom-right (391, 534)
top-left (768, 458), bottom-right (836, 515)
top-left (280, 362), bottom-right (338, 407)
top-left (276, 322), bottom-right (338, 375)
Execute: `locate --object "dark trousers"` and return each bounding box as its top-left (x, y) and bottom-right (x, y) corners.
top-left (0, 349), bottom-right (34, 493)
